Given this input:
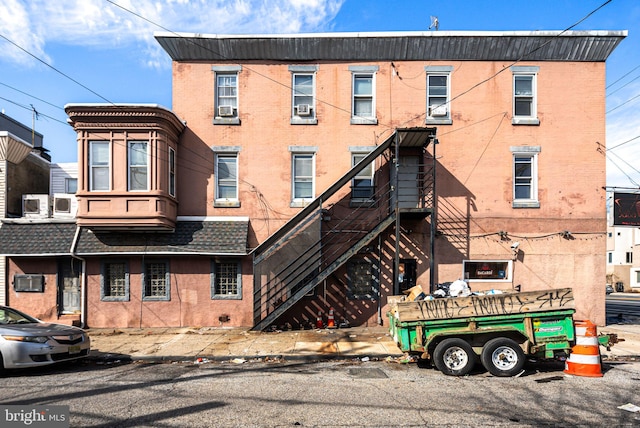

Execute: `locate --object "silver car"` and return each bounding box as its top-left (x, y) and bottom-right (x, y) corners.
top-left (0, 306), bottom-right (90, 371)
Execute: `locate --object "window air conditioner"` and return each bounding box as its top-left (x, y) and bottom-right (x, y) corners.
top-left (22, 194), bottom-right (50, 218)
top-left (430, 104), bottom-right (448, 117)
top-left (296, 104), bottom-right (311, 116)
top-left (218, 105), bottom-right (234, 117)
top-left (53, 193), bottom-right (78, 218)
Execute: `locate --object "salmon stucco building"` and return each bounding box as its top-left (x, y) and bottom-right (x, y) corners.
top-left (0, 30), bottom-right (626, 329)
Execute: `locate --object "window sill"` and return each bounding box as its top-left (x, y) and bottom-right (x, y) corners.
top-left (350, 117), bottom-right (378, 125)
top-left (142, 297), bottom-right (171, 302)
top-left (213, 117), bottom-right (241, 125)
top-left (426, 118), bottom-right (453, 125)
top-left (512, 117), bottom-right (540, 126)
top-left (512, 200), bottom-right (540, 208)
top-left (291, 117), bottom-right (318, 125)
top-left (290, 200), bottom-right (313, 208)
top-left (350, 199), bottom-right (376, 208)
top-left (211, 294), bottom-right (242, 300)
top-left (101, 297), bottom-right (130, 302)
top-left (214, 200), bottom-right (241, 208)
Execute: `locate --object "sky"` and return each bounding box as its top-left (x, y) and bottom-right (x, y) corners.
top-left (0, 0), bottom-right (639, 190)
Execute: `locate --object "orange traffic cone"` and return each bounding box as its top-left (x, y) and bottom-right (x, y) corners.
top-left (315, 310), bottom-right (324, 329)
top-left (564, 320), bottom-right (603, 377)
top-left (327, 308), bottom-right (336, 328)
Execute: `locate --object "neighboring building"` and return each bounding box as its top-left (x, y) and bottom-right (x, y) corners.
top-left (0, 113), bottom-right (50, 306)
top-left (0, 30), bottom-right (625, 328)
top-left (606, 211), bottom-right (640, 292)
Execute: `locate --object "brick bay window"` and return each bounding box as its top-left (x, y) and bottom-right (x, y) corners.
top-left (142, 260), bottom-right (170, 301)
top-left (211, 260), bottom-right (242, 299)
top-left (101, 261), bottom-right (130, 302)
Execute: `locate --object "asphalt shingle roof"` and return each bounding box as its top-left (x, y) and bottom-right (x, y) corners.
top-left (0, 221), bottom-right (77, 255)
top-left (0, 220), bottom-right (248, 256)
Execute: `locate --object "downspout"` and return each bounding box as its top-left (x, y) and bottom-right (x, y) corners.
top-left (70, 226), bottom-right (87, 328)
top-left (393, 131), bottom-right (400, 296)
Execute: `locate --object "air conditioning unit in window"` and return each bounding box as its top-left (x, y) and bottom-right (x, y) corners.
top-left (218, 105), bottom-right (234, 117)
top-left (296, 104), bottom-right (311, 116)
top-left (430, 104), bottom-right (448, 117)
top-left (53, 193), bottom-right (78, 218)
top-left (22, 194), bottom-right (50, 218)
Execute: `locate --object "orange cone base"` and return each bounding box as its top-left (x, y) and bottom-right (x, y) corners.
top-left (564, 360), bottom-right (603, 377)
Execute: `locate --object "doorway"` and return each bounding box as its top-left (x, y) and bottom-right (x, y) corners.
top-left (59, 258), bottom-right (81, 314)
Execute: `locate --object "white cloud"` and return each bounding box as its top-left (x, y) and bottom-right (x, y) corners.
top-left (0, 0), bottom-right (345, 67)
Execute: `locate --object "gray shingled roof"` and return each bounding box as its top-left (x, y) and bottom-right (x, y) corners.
top-left (75, 221), bottom-right (248, 255)
top-left (0, 221), bottom-right (249, 256)
top-left (0, 221), bottom-right (77, 256)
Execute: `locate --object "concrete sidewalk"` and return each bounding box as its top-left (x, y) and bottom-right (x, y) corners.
top-left (85, 322), bottom-right (640, 364)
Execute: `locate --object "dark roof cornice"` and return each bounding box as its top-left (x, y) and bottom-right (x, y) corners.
top-left (154, 30), bottom-right (626, 63)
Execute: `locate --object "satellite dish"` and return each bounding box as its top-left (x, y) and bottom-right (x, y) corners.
top-left (429, 16), bottom-right (439, 31)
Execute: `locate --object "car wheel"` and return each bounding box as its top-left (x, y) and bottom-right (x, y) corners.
top-left (433, 338), bottom-right (477, 376)
top-left (481, 337), bottom-right (526, 377)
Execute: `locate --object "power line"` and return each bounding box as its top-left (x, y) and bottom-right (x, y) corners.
top-left (0, 33), bottom-right (113, 105)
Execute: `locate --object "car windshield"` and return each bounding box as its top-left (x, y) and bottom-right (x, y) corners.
top-left (0, 307), bottom-right (39, 325)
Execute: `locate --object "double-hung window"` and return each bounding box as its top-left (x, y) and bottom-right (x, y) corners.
top-left (213, 66), bottom-right (241, 124)
top-left (211, 260), bottom-right (242, 299)
top-left (350, 66), bottom-right (378, 124)
top-left (168, 147), bottom-right (176, 197)
top-left (215, 152), bottom-right (239, 206)
top-left (89, 141), bottom-right (110, 191)
top-left (351, 151), bottom-right (375, 201)
top-left (101, 261), bottom-right (129, 302)
top-left (290, 65), bottom-right (318, 124)
top-left (128, 141), bottom-right (148, 191)
top-left (425, 66), bottom-right (453, 124)
top-left (142, 260), bottom-right (170, 301)
top-left (511, 146), bottom-right (540, 208)
top-left (290, 147), bottom-right (316, 207)
top-left (511, 66), bottom-right (539, 125)
top-left (65, 178), bottom-right (78, 194)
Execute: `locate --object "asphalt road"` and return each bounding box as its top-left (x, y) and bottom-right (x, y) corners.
top-left (607, 293), bottom-right (640, 321)
top-left (1, 357), bottom-right (639, 427)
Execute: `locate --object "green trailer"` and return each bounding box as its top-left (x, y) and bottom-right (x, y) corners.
top-left (387, 288), bottom-right (612, 377)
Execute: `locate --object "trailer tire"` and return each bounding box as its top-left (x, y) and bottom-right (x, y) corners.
top-left (480, 337), bottom-right (526, 377)
top-left (433, 338), bottom-right (477, 376)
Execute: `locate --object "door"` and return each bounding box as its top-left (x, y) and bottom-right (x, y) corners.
top-left (397, 259), bottom-right (417, 294)
top-left (392, 155), bottom-right (421, 209)
top-left (59, 259), bottom-right (81, 314)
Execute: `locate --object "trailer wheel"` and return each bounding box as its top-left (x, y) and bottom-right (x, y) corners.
top-left (480, 337), bottom-right (526, 377)
top-left (433, 338), bottom-right (477, 376)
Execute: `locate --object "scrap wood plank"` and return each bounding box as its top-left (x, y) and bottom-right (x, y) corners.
top-left (390, 288), bottom-right (574, 322)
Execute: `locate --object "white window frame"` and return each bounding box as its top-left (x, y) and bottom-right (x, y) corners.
top-left (168, 147), bottom-right (176, 198)
top-left (89, 141), bottom-right (110, 191)
top-left (127, 141), bottom-right (149, 192)
top-left (463, 260), bottom-right (513, 283)
top-left (349, 66), bottom-right (378, 124)
top-left (289, 147), bottom-right (317, 207)
top-left (511, 66), bottom-right (539, 125)
top-left (215, 152), bottom-right (239, 206)
top-left (290, 65), bottom-right (318, 124)
top-left (213, 66), bottom-right (241, 125)
top-left (511, 146), bottom-right (540, 208)
top-left (425, 66), bottom-right (453, 124)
